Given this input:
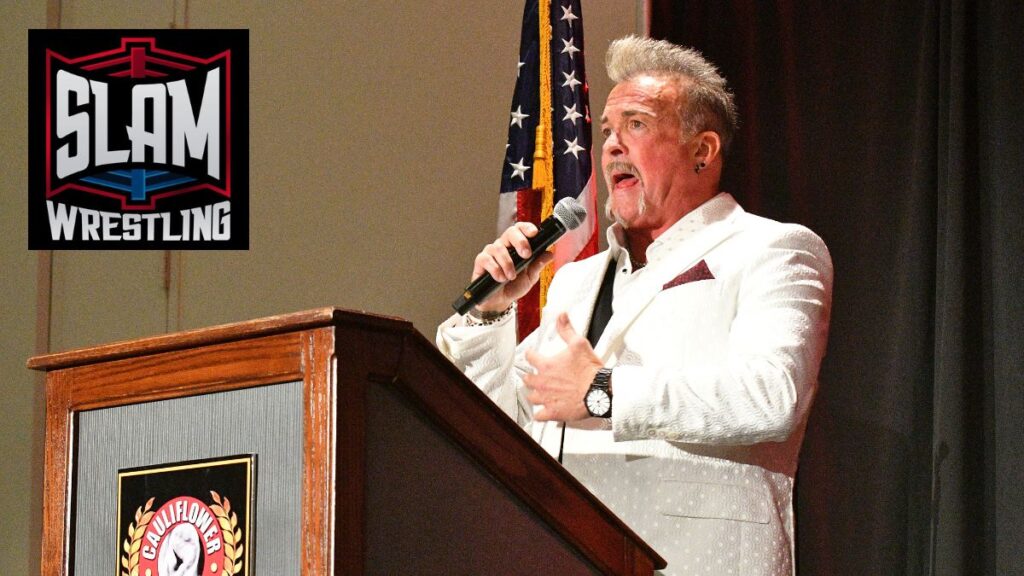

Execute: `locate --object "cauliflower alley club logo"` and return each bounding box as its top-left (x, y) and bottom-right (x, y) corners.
top-left (28, 29), bottom-right (248, 249)
top-left (118, 455), bottom-right (253, 576)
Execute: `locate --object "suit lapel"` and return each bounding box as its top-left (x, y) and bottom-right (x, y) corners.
top-left (567, 251), bottom-right (615, 341)
top-left (592, 197), bottom-right (743, 360)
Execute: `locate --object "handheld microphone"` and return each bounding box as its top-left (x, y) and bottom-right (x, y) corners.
top-left (452, 197), bottom-right (587, 315)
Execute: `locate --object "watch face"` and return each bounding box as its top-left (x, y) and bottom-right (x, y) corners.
top-left (586, 389), bottom-right (611, 417)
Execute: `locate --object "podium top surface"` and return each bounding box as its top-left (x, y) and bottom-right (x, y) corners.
top-left (27, 307), bottom-right (412, 371)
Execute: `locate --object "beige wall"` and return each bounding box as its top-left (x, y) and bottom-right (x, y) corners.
top-left (0, 1), bottom-right (642, 572)
top-left (0, 3), bottom-right (46, 572)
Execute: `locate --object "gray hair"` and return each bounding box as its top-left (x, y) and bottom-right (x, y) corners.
top-left (606, 35), bottom-right (738, 154)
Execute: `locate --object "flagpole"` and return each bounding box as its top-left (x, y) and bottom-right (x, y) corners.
top-left (533, 0), bottom-right (556, 307)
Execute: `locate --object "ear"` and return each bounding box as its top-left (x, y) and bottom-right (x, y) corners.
top-left (692, 131), bottom-right (722, 166)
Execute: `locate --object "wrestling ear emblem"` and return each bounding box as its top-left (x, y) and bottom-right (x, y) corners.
top-left (118, 456), bottom-right (252, 576)
top-left (121, 493), bottom-right (244, 576)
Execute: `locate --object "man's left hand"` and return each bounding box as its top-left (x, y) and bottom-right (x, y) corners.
top-left (524, 312), bottom-right (604, 422)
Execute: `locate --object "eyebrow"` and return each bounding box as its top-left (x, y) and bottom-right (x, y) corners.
top-left (600, 108), bottom-right (656, 125)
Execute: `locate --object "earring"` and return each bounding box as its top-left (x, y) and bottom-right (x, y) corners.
top-left (694, 161), bottom-right (706, 174)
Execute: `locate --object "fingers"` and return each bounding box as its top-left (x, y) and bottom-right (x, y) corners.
top-left (522, 370), bottom-right (543, 406)
top-left (555, 312), bottom-right (589, 351)
top-left (524, 348), bottom-right (542, 370)
top-left (528, 397), bottom-right (570, 422)
top-left (533, 406), bottom-right (554, 422)
top-left (522, 315), bottom-right (598, 424)
top-left (473, 243), bottom-right (511, 283)
top-left (522, 372), bottom-right (553, 420)
top-left (522, 251), bottom-right (554, 284)
top-left (499, 223), bottom-right (539, 280)
top-left (509, 221), bottom-right (538, 259)
top-left (523, 351), bottom-right (546, 395)
top-left (555, 312), bottom-right (574, 340)
top-left (471, 223), bottom-right (538, 283)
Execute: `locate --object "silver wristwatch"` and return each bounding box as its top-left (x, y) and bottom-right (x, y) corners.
top-left (584, 368), bottom-right (612, 418)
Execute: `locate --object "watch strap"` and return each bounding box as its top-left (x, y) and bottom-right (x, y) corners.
top-left (592, 367), bottom-right (612, 390)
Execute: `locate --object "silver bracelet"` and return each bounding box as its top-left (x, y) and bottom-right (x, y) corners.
top-left (465, 303), bottom-right (515, 326)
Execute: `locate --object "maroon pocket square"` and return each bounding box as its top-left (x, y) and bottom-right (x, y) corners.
top-left (662, 259), bottom-right (715, 290)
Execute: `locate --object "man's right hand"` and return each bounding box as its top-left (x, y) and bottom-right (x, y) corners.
top-left (471, 222), bottom-right (555, 313)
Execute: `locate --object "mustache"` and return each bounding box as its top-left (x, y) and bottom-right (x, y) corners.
top-left (604, 161), bottom-right (638, 179)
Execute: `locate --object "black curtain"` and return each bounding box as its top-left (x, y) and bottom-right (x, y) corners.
top-left (651, 1), bottom-right (1023, 574)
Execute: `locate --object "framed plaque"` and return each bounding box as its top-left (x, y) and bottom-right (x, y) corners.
top-left (117, 455), bottom-right (254, 576)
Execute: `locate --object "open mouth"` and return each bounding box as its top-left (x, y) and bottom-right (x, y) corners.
top-left (611, 172), bottom-right (639, 189)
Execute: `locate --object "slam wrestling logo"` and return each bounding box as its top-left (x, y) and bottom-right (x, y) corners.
top-left (28, 30), bottom-right (249, 249)
top-left (118, 456), bottom-right (253, 576)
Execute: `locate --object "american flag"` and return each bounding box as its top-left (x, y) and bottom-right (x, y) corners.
top-left (499, 0), bottom-right (599, 338)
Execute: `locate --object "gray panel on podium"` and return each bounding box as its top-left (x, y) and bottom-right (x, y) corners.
top-left (73, 382), bottom-right (303, 575)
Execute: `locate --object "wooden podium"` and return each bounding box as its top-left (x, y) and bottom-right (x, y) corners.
top-left (29, 308), bottom-right (664, 575)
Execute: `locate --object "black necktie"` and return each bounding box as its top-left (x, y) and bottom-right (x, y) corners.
top-left (586, 260), bottom-right (617, 347)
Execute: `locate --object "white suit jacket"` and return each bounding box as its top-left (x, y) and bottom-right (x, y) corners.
top-left (437, 193), bottom-right (833, 576)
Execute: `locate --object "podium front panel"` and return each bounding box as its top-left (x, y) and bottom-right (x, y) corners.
top-left (72, 381), bottom-right (303, 575)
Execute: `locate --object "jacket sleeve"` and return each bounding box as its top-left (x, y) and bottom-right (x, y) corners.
top-left (436, 265), bottom-right (583, 428)
top-left (611, 225), bottom-right (834, 445)
top-left (436, 307), bottom-right (536, 427)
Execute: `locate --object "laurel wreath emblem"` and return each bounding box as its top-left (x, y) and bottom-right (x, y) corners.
top-left (119, 493), bottom-right (244, 576)
top-left (210, 490), bottom-right (245, 575)
top-left (120, 497), bottom-right (155, 576)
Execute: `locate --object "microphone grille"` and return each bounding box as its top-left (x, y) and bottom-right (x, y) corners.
top-left (553, 197), bottom-right (588, 230)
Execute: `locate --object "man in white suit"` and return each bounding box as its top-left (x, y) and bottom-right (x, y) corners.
top-left (438, 35), bottom-right (832, 576)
